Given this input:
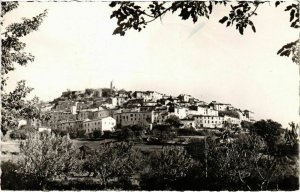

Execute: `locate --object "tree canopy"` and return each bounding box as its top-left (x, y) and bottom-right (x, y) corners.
top-left (109, 1), bottom-right (299, 64)
top-left (1, 2), bottom-right (47, 135)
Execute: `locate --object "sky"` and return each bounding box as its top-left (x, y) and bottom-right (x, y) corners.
top-left (4, 1), bottom-right (299, 127)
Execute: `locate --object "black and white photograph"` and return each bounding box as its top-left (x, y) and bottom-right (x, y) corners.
top-left (1, 0), bottom-right (299, 190)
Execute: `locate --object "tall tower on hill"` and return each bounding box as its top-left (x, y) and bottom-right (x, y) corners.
top-left (110, 80), bottom-right (113, 90)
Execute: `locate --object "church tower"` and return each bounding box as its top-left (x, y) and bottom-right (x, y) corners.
top-left (110, 80), bottom-right (113, 90)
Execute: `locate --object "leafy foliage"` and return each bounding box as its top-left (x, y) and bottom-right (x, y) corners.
top-left (151, 124), bottom-right (175, 140)
top-left (165, 114), bottom-right (181, 128)
top-left (250, 119), bottom-right (282, 147)
top-left (1, 3), bottom-right (47, 88)
top-left (68, 126), bottom-right (85, 139)
top-left (81, 142), bottom-right (144, 187)
top-left (109, 1), bottom-right (224, 36)
top-left (9, 125), bottom-right (35, 140)
top-left (1, 81), bottom-right (43, 135)
top-left (2, 120), bottom-right (299, 190)
top-left (177, 127), bottom-right (202, 136)
top-left (18, 133), bottom-right (77, 188)
top-left (1, 1), bottom-right (19, 18)
top-left (241, 120), bottom-right (253, 129)
top-left (92, 129), bottom-right (102, 138)
top-left (286, 122), bottom-right (299, 146)
top-left (140, 146), bottom-right (196, 190)
top-left (115, 124), bottom-right (148, 141)
top-left (279, 2), bottom-right (299, 64)
top-left (219, 2), bottom-right (263, 34)
top-left (110, 1), bottom-right (299, 64)
top-left (1, 2), bottom-right (47, 135)
top-left (285, 3), bottom-right (300, 28)
top-left (219, 110), bottom-right (240, 119)
top-left (277, 39), bottom-right (299, 64)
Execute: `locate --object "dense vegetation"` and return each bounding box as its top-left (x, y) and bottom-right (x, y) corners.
top-left (1, 2), bottom-right (299, 190)
top-left (1, 2), bottom-right (48, 136)
top-left (2, 120), bottom-right (299, 190)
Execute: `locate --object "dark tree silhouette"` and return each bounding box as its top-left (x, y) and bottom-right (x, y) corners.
top-left (109, 1), bottom-right (299, 64)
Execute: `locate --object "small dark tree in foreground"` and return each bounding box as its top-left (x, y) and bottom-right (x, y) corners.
top-left (2, 133), bottom-right (77, 190)
top-left (140, 146), bottom-right (196, 190)
top-left (80, 142), bottom-right (145, 189)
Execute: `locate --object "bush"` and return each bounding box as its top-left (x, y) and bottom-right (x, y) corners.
top-left (177, 128), bottom-right (200, 136)
top-left (45, 178), bottom-right (104, 190)
top-left (69, 127), bottom-right (85, 139)
top-left (151, 125), bottom-right (175, 140)
top-left (115, 127), bottom-right (136, 141)
top-left (165, 115), bottom-right (181, 128)
top-left (1, 161), bottom-right (21, 190)
top-left (52, 129), bottom-right (68, 137)
top-left (1, 161), bottom-right (41, 190)
top-left (185, 139), bottom-right (206, 160)
top-left (219, 110), bottom-right (240, 119)
top-left (102, 130), bottom-right (113, 138)
top-left (16, 133), bottom-right (77, 189)
top-left (10, 129), bottom-right (28, 140)
top-left (140, 146), bottom-right (196, 190)
top-left (80, 142), bottom-right (144, 188)
top-left (92, 129), bottom-right (102, 138)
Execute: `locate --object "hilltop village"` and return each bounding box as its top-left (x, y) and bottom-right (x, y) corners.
top-left (29, 82), bottom-right (255, 136)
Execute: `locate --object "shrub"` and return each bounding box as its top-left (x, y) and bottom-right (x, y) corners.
top-left (177, 128), bottom-right (200, 136)
top-left (92, 129), bottom-right (102, 138)
top-left (45, 178), bottom-right (104, 190)
top-left (1, 161), bottom-right (21, 190)
top-left (1, 161), bottom-right (41, 190)
top-left (52, 129), bottom-right (68, 137)
top-left (102, 130), bottom-right (113, 138)
top-left (80, 142), bottom-right (144, 188)
top-left (17, 133), bottom-right (77, 189)
top-left (140, 146), bottom-right (196, 190)
top-left (10, 129), bottom-right (28, 140)
top-left (219, 110), bottom-right (240, 119)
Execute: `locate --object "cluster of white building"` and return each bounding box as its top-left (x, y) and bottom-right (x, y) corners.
top-left (29, 85), bottom-right (255, 136)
